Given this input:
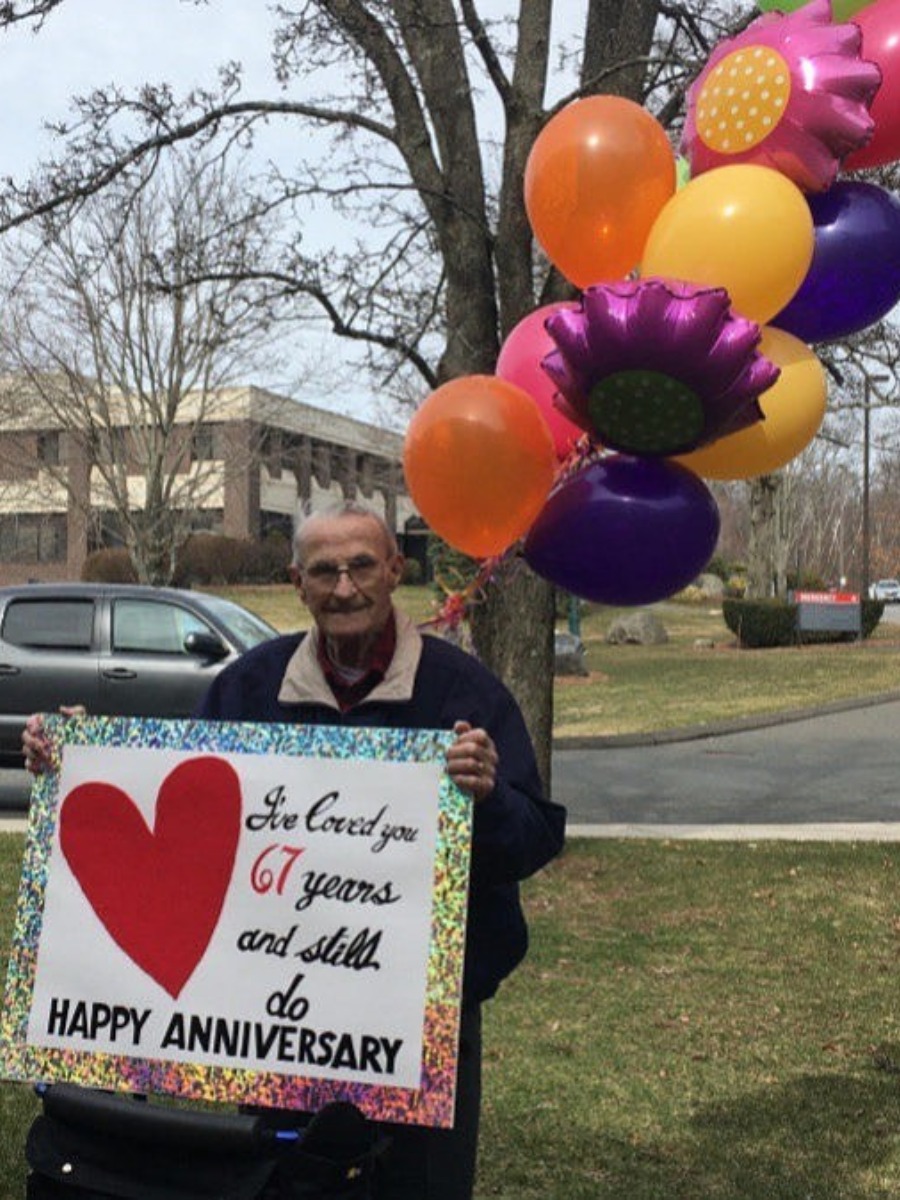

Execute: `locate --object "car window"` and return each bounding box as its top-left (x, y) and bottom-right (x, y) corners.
top-left (112, 600), bottom-right (210, 655)
top-left (2, 598), bottom-right (95, 649)
top-left (197, 594), bottom-right (276, 649)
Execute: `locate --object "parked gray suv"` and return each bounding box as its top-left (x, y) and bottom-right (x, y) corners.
top-left (0, 583), bottom-right (277, 768)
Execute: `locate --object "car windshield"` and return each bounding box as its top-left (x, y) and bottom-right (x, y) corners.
top-left (199, 594), bottom-right (278, 650)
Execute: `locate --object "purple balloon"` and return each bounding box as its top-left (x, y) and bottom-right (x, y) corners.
top-left (523, 456), bottom-right (720, 606)
top-left (772, 182), bottom-right (900, 344)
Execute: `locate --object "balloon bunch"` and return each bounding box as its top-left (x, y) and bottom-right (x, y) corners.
top-left (404, 0), bottom-right (900, 607)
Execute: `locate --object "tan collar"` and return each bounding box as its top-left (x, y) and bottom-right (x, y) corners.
top-left (277, 607), bottom-right (424, 711)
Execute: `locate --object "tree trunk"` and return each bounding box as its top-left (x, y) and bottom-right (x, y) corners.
top-left (774, 473), bottom-right (791, 596)
top-left (470, 560), bottom-right (557, 790)
top-left (746, 473), bottom-right (786, 599)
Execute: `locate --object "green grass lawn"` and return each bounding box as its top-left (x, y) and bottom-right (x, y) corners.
top-left (3, 837), bottom-right (900, 1197)
top-left (476, 839), bottom-right (900, 1198)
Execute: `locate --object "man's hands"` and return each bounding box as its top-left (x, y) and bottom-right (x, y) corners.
top-left (22, 706), bottom-right (86, 774)
top-left (446, 720), bottom-right (498, 802)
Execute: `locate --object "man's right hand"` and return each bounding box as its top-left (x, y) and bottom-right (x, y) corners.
top-left (22, 706), bottom-right (86, 775)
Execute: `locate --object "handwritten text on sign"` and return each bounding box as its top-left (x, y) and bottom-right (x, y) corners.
top-left (0, 718), bottom-right (471, 1127)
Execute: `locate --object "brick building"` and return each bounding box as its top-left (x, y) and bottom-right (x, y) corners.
top-left (0, 383), bottom-right (423, 585)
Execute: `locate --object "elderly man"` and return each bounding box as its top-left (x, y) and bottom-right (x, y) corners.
top-left (24, 500), bottom-right (566, 1199)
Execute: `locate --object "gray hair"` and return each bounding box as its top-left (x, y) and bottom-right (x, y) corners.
top-left (292, 500), bottom-right (399, 567)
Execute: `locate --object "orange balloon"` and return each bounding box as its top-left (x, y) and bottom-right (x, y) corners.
top-left (403, 376), bottom-right (556, 559)
top-left (524, 96), bottom-right (676, 288)
top-left (674, 327), bottom-right (826, 480)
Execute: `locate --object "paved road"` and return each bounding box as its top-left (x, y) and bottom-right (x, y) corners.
top-left (0, 769), bottom-right (28, 812)
top-left (552, 694), bottom-right (900, 838)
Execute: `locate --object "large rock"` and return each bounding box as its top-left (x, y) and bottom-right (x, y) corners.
top-left (695, 573), bottom-right (725, 600)
top-left (606, 610), bottom-right (669, 646)
top-left (554, 630), bottom-right (589, 676)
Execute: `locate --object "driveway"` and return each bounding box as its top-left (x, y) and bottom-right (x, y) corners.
top-left (553, 694), bottom-right (900, 838)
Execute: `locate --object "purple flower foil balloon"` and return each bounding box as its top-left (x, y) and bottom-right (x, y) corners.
top-left (681, 0), bottom-right (881, 193)
top-left (542, 278), bottom-right (779, 458)
top-left (523, 454), bottom-right (721, 607)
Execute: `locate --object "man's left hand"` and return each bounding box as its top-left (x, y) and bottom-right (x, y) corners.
top-left (446, 720), bottom-right (498, 802)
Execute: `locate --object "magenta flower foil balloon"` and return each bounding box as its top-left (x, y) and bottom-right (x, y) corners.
top-left (523, 455), bottom-right (721, 607)
top-left (541, 278), bottom-right (778, 458)
top-left (681, 0), bottom-right (881, 193)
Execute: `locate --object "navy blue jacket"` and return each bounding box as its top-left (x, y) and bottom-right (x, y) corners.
top-left (196, 627), bottom-right (566, 1004)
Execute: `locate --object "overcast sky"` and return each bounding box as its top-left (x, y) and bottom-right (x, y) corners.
top-left (1, 3), bottom-right (278, 177)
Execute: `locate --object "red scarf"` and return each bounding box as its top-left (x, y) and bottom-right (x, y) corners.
top-left (316, 610), bottom-right (397, 712)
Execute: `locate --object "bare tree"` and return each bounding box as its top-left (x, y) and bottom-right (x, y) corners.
top-left (0, 149), bottom-right (281, 583)
top-left (788, 441), bottom-right (862, 586)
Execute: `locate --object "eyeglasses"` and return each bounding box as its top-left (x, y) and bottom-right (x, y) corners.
top-left (301, 554), bottom-right (385, 590)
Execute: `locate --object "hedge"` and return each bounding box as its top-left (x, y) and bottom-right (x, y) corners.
top-left (82, 532), bottom-right (292, 587)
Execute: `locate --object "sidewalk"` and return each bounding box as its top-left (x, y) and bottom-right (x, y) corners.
top-left (566, 822), bottom-right (900, 841)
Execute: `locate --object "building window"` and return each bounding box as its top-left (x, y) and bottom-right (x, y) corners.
top-left (261, 511), bottom-right (293, 541)
top-left (191, 426), bottom-right (215, 462)
top-left (187, 510), bottom-right (223, 535)
top-left (37, 431), bottom-right (60, 467)
top-left (260, 428), bottom-right (283, 479)
top-left (96, 428), bottom-right (128, 466)
top-left (0, 513), bottom-right (67, 563)
top-left (38, 515), bottom-right (67, 562)
top-left (89, 511), bottom-right (127, 553)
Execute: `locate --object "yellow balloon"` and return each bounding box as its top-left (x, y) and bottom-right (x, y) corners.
top-left (642, 165), bottom-right (814, 325)
top-left (673, 327), bottom-right (826, 480)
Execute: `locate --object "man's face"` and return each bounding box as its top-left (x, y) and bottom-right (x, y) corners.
top-left (290, 514), bottom-right (404, 646)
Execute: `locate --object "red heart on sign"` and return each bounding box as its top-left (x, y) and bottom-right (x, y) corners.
top-left (60, 756), bottom-right (242, 999)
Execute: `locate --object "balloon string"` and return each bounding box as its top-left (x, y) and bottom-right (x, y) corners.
top-left (418, 554), bottom-right (508, 635)
top-left (555, 433), bottom-right (604, 481)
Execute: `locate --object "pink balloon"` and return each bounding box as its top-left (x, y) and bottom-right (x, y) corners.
top-left (844, 0), bottom-right (900, 171)
top-left (496, 304), bottom-right (585, 461)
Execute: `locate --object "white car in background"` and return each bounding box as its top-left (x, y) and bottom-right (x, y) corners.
top-left (869, 579), bottom-right (900, 602)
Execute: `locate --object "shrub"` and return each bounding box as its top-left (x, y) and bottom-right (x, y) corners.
top-left (673, 584), bottom-right (705, 604)
top-left (725, 573), bottom-right (747, 598)
top-left (173, 534), bottom-right (247, 586)
top-left (704, 554), bottom-right (731, 582)
top-left (173, 532), bottom-right (292, 586)
top-left (401, 557), bottom-right (424, 586)
top-left (81, 548), bottom-right (138, 583)
top-left (723, 598), bottom-right (798, 647)
top-left (238, 533), bottom-right (291, 584)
